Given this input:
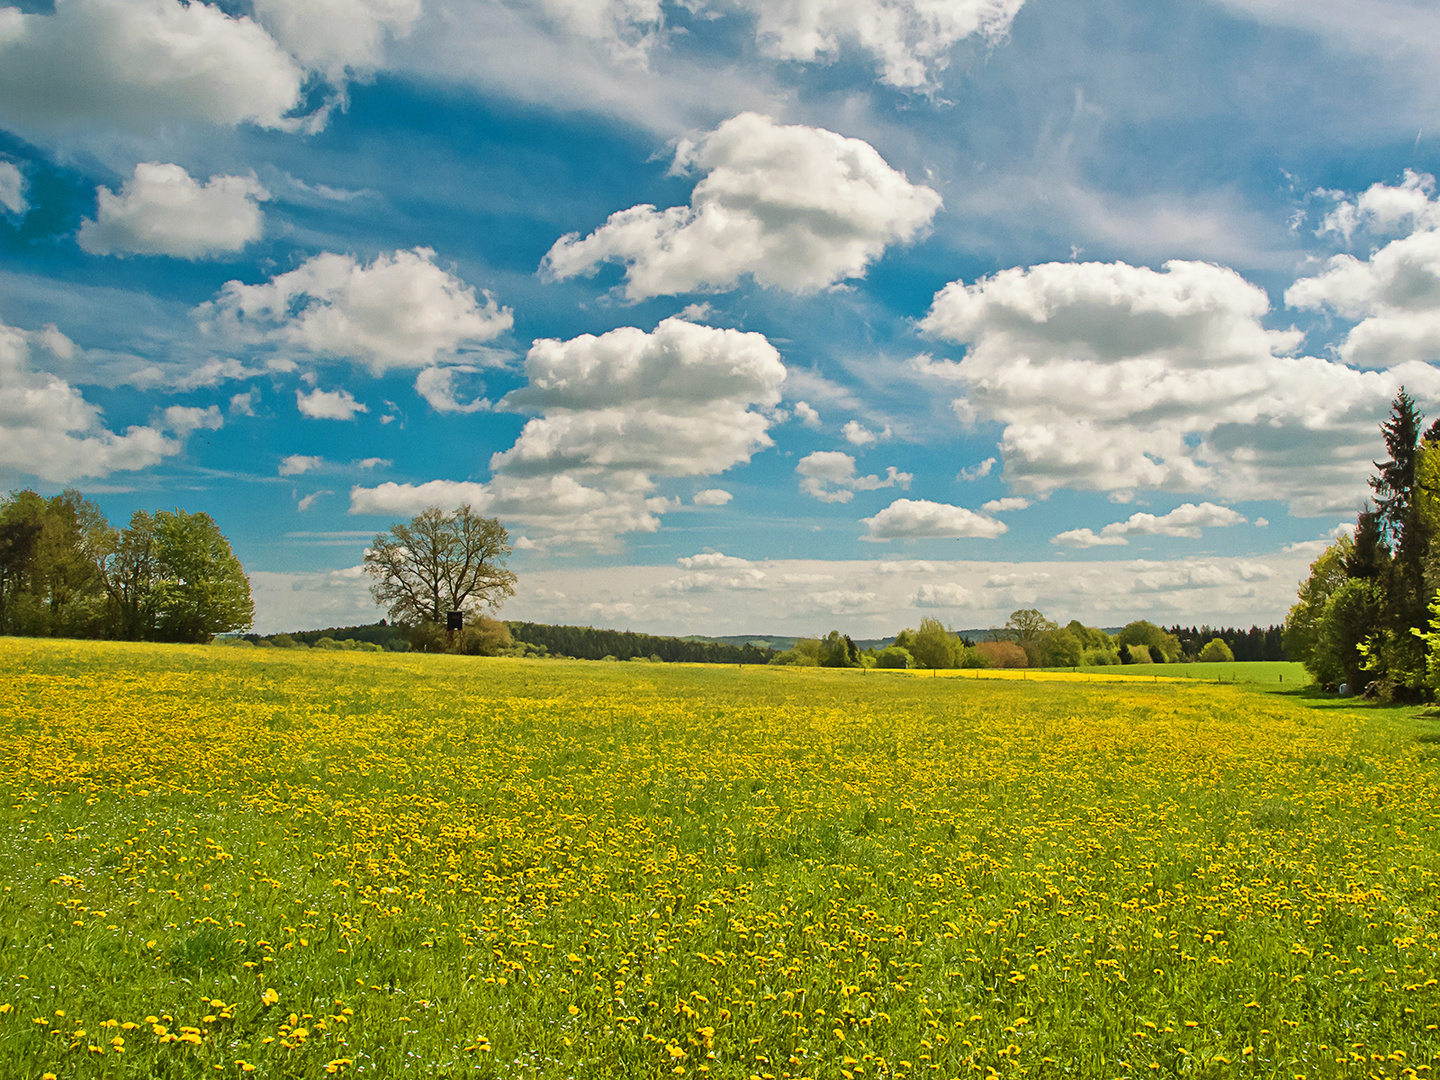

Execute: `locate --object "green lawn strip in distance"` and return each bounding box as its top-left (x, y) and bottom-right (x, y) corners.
top-left (0, 639), bottom-right (1435, 1079)
top-left (1033, 661), bottom-right (1309, 687)
top-left (1127, 661), bottom-right (1310, 687)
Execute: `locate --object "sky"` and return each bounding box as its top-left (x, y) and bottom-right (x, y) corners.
top-left (4, 0), bottom-right (1440, 637)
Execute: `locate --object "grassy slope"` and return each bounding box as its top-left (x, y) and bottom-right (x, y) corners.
top-left (1, 640), bottom-right (1436, 1079)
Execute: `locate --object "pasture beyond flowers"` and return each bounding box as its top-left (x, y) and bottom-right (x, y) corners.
top-left (0, 639), bottom-right (1437, 1078)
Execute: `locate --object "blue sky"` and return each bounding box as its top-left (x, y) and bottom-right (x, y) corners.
top-left (4, 0), bottom-right (1440, 636)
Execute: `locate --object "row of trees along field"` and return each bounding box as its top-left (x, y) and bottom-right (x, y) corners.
top-left (0, 489), bottom-right (253, 642)
top-left (769, 611), bottom-right (1263, 670)
top-left (1285, 389), bottom-right (1440, 699)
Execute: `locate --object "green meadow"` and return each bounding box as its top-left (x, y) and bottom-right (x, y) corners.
top-left (1, 638), bottom-right (1437, 1079)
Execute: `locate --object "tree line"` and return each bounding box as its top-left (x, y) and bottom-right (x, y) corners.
top-left (766, 612), bottom-right (1258, 670)
top-left (1167, 624), bottom-right (1285, 663)
top-left (0, 489), bottom-right (252, 642)
top-left (506, 622), bottom-right (775, 664)
top-left (1286, 389), bottom-right (1440, 698)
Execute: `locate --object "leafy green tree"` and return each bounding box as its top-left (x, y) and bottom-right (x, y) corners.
top-left (1284, 536), bottom-right (1353, 674)
top-left (1038, 627), bottom-right (1082, 667)
top-left (1410, 592), bottom-right (1440, 694)
top-left (770, 638), bottom-right (822, 666)
top-left (151, 510), bottom-right (253, 642)
top-left (908, 617), bottom-right (963, 669)
top-left (0, 492), bottom-right (43, 635)
top-left (94, 510), bottom-right (162, 640)
top-left (1314, 578), bottom-right (1383, 691)
top-left (819, 630), bottom-right (861, 668)
top-left (461, 616), bottom-right (514, 656)
top-left (364, 505), bottom-right (517, 626)
top-left (874, 645), bottom-right (913, 669)
top-left (1116, 621), bottom-right (1181, 662)
top-left (0, 489), bottom-right (106, 637)
top-left (1198, 638), bottom-right (1234, 662)
top-left (994, 608), bottom-right (1058, 667)
top-left (1064, 619), bottom-right (1119, 665)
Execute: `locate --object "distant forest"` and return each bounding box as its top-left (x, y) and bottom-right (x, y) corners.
top-left (505, 622), bottom-right (775, 664)
top-left (241, 620), bottom-right (1287, 664)
top-left (1166, 624), bottom-right (1286, 662)
top-left (242, 620), bottom-right (776, 664)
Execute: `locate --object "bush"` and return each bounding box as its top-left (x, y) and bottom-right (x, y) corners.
top-left (461, 616), bottom-right (514, 656)
top-left (1116, 621), bottom-right (1181, 662)
top-left (1197, 638), bottom-right (1235, 663)
top-left (769, 639), bottom-right (822, 666)
top-left (958, 646), bottom-right (990, 669)
top-left (975, 641), bottom-right (1027, 668)
top-left (1038, 628), bottom-right (1082, 667)
top-left (1125, 643), bottom-right (1152, 664)
top-left (1082, 646), bottom-right (1119, 666)
top-left (874, 646), bottom-right (914, 669)
top-left (908, 617), bottom-right (964, 669)
top-left (313, 637), bottom-right (343, 650)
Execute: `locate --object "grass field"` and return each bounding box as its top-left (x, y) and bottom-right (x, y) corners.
top-left (1, 639), bottom-right (1437, 1079)
top-left (1127, 663), bottom-right (1309, 688)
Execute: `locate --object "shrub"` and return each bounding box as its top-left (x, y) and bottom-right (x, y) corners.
top-left (874, 646), bottom-right (914, 669)
top-left (1038, 628), bottom-right (1082, 667)
top-left (1198, 638), bottom-right (1235, 663)
top-left (958, 646), bottom-right (990, 669)
top-left (975, 641), bottom-right (1027, 668)
top-left (461, 616), bottom-right (514, 656)
top-left (1125, 643), bottom-right (1152, 664)
top-left (769, 639), bottom-right (822, 666)
top-left (1116, 621), bottom-right (1181, 662)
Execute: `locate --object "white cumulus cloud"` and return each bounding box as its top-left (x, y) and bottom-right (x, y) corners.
top-left (792, 400), bottom-right (822, 428)
top-left (981, 497), bottom-right (1030, 512)
top-left (861, 498), bottom-right (1007, 541)
top-left (1052, 502), bottom-right (1247, 548)
top-left (352, 318), bottom-right (787, 545)
top-left (251, 0), bottom-right (421, 79)
top-left (203, 247), bottom-right (513, 374)
top-left (541, 112), bottom-right (941, 299)
top-left (677, 551), bottom-right (753, 569)
top-left (297, 387), bottom-right (367, 420)
top-left (918, 257), bottom-right (1440, 515)
top-left (957, 457), bottom-right (995, 482)
top-left (78, 163), bottom-right (268, 259)
top-left (911, 582), bottom-right (973, 608)
top-left (0, 161), bottom-right (26, 215)
top-left (0, 319), bottom-right (178, 482)
top-left (732, 0), bottom-right (1026, 89)
top-left (160, 404), bottom-right (223, 435)
top-left (414, 365), bottom-right (492, 414)
top-left (279, 454), bottom-right (325, 476)
top-left (1288, 174), bottom-right (1440, 369)
top-left (0, 0), bottom-right (308, 133)
top-left (796, 450), bottom-right (910, 503)
top-left (692, 488), bottom-right (733, 506)
top-left (842, 419), bottom-right (890, 445)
